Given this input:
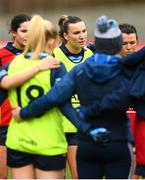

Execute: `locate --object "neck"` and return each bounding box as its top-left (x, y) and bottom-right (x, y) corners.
top-left (65, 43), bottom-right (82, 54)
top-left (13, 42), bottom-right (24, 50)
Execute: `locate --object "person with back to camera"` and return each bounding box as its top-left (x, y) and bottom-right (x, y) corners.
top-left (0, 58), bottom-right (61, 105)
top-left (12, 15), bottom-right (135, 179)
top-left (78, 23), bottom-right (145, 179)
top-left (53, 15), bottom-right (93, 179)
top-left (0, 13), bottom-right (61, 179)
top-left (5, 14), bottom-right (68, 179)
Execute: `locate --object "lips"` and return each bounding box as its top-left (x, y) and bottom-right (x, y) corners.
top-left (79, 40), bottom-right (86, 45)
top-left (126, 51), bottom-right (133, 55)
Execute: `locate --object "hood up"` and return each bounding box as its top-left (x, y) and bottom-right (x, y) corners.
top-left (84, 53), bottom-right (121, 83)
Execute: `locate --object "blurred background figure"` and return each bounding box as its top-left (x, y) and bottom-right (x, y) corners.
top-left (0, 14), bottom-right (31, 179)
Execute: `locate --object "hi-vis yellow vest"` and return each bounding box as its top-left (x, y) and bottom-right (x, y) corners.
top-left (6, 54), bottom-right (67, 155)
top-left (54, 47), bottom-right (93, 133)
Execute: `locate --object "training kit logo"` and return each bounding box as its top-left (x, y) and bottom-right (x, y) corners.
top-left (19, 137), bottom-right (37, 146)
top-left (71, 94), bottom-right (79, 104)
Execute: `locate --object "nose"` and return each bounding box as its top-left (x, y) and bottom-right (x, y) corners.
top-left (80, 32), bottom-right (85, 39)
top-left (126, 43), bottom-right (132, 50)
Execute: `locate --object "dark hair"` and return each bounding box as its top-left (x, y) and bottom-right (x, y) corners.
top-left (9, 14), bottom-right (31, 32)
top-left (119, 23), bottom-right (138, 41)
top-left (58, 15), bottom-right (82, 44)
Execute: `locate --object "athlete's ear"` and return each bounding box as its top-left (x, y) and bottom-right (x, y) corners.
top-left (11, 31), bottom-right (16, 39)
top-left (63, 32), bottom-right (69, 41)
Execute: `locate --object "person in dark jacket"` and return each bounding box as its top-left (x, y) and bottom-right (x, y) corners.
top-left (119, 23), bottom-right (145, 179)
top-left (12, 15), bottom-right (134, 179)
top-left (78, 46), bottom-right (145, 119)
top-left (79, 41), bottom-right (145, 179)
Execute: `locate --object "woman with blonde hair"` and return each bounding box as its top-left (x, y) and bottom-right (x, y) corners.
top-left (5, 14), bottom-right (68, 179)
top-left (0, 14), bottom-right (59, 178)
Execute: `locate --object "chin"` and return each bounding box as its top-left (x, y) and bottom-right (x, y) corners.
top-left (23, 43), bottom-right (27, 47)
top-left (80, 44), bottom-right (85, 48)
top-left (126, 53), bottom-right (132, 56)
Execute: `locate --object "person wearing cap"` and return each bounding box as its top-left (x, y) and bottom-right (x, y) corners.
top-left (77, 23), bottom-right (145, 179)
top-left (12, 15), bottom-right (134, 179)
